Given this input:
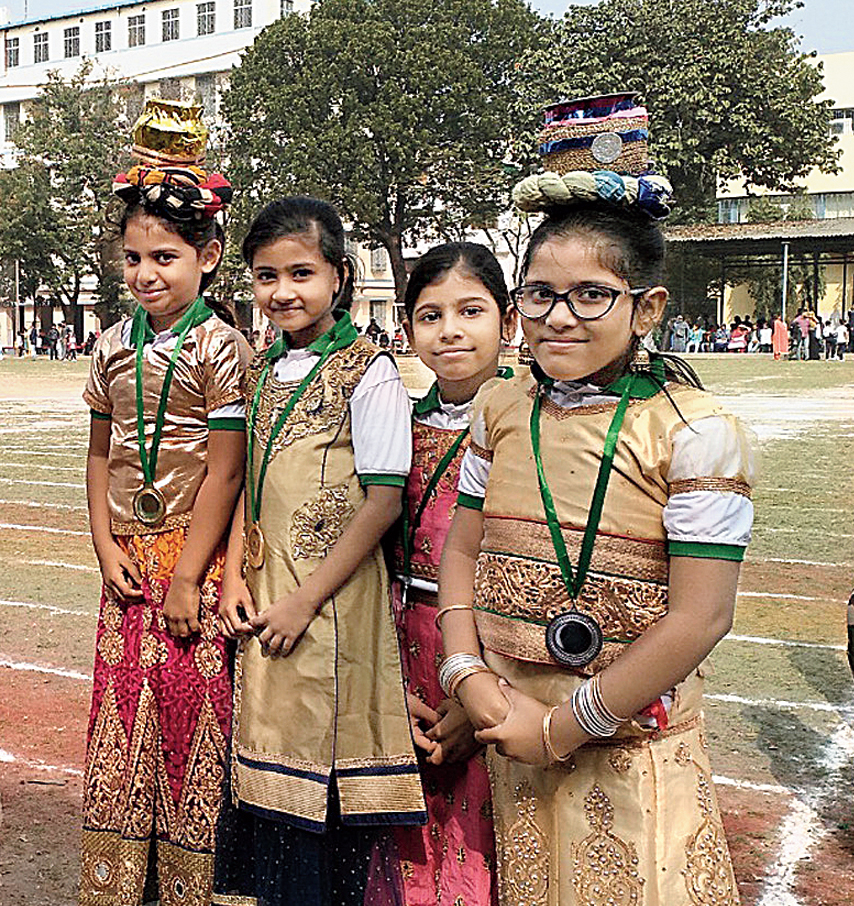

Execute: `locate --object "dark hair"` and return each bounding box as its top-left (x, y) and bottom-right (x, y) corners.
top-left (521, 200), bottom-right (703, 389)
top-left (521, 199), bottom-right (665, 287)
top-left (119, 201), bottom-right (235, 326)
top-left (242, 196), bottom-right (355, 312)
top-left (403, 242), bottom-right (510, 321)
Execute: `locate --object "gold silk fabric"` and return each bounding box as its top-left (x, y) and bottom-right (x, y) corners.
top-left (469, 373), bottom-right (744, 905)
top-left (232, 339), bottom-right (425, 830)
top-left (84, 316), bottom-right (250, 535)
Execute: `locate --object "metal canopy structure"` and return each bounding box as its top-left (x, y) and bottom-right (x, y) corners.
top-left (665, 218), bottom-right (854, 322)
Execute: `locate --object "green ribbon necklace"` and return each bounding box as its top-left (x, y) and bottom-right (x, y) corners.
top-left (131, 296), bottom-right (212, 526)
top-left (531, 363), bottom-right (662, 667)
top-left (245, 313), bottom-right (358, 567)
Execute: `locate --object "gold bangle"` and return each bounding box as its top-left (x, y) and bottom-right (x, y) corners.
top-left (435, 604), bottom-right (475, 631)
top-left (448, 664), bottom-right (492, 702)
top-left (542, 705), bottom-right (572, 763)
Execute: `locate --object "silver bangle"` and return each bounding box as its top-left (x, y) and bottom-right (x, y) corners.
top-left (571, 675), bottom-right (625, 738)
top-left (439, 652), bottom-right (488, 698)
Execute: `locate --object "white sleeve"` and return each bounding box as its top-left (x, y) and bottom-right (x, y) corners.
top-left (663, 415), bottom-right (756, 547)
top-left (350, 354), bottom-right (412, 481)
top-left (208, 401), bottom-right (246, 420)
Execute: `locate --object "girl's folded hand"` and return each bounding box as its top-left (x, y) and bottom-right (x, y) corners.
top-left (219, 576), bottom-right (257, 639)
top-left (164, 575), bottom-right (202, 638)
top-left (455, 671), bottom-right (510, 731)
top-left (406, 692), bottom-right (440, 755)
top-left (475, 680), bottom-right (552, 766)
top-left (97, 542), bottom-right (144, 600)
top-left (426, 698), bottom-right (481, 765)
top-left (250, 591), bottom-right (317, 658)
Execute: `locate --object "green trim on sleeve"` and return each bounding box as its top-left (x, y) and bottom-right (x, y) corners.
top-left (208, 417), bottom-right (246, 431)
top-left (90, 409), bottom-right (111, 421)
top-left (668, 541), bottom-right (746, 562)
top-left (360, 474), bottom-right (406, 488)
top-left (457, 492), bottom-right (485, 511)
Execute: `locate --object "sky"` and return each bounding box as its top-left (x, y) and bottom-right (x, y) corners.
top-left (0, 0), bottom-right (850, 56)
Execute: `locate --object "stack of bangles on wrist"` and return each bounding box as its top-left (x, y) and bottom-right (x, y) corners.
top-left (543, 675), bottom-right (628, 763)
top-left (438, 651), bottom-right (492, 702)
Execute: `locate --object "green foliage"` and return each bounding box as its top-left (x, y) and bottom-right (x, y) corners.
top-left (0, 62), bottom-right (131, 329)
top-left (522, 0), bottom-right (838, 222)
top-left (223, 0), bottom-right (539, 298)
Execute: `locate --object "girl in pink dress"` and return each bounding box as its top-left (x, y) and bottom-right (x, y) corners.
top-left (391, 242), bottom-right (516, 905)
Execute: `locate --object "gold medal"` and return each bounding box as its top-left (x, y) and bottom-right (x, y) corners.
top-left (246, 522), bottom-right (266, 569)
top-left (133, 484), bottom-right (167, 526)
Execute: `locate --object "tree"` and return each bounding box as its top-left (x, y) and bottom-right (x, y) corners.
top-left (518, 0), bottom-right (838, 222)
top-left (0, 62), bottom-right (131, 333)
top-left (223, 0), bottom-right (539, 299)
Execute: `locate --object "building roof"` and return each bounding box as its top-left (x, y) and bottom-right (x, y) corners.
top-left (2, 0), bottom-right (143, 30)
top-left (665, 217), bottom-right (854, 257)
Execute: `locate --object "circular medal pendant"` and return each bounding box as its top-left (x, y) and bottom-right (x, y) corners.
top-left (246, 522), bottom-right (266, 569)
top-left (133, 485), bottom-right (167, 526)
top-left (546, 610), bottom-right (603, 668)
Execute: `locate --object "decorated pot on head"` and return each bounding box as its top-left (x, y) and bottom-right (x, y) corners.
top-left (113, 98), bottom-right (232, 222)
top-left (513, 90), bottom-right (673, 220)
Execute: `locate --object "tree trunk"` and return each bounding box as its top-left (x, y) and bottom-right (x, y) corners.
top-left (385, 231), bottom-right (408, 303)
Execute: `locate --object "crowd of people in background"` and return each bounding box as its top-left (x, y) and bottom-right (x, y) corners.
top-left (13, 321), bottom-right (99, 359)
top-left (659, 308), bottom-right (852, 360)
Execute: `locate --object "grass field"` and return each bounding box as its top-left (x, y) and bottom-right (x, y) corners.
top-left (0, 352), bottom-right (853, 905)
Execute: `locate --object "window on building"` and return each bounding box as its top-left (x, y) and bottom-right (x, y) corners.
top-left (197, 1), bottom-right (216, 35)
top-left (162, 9), bottom-right (180, 41)
top-left (5, 101), bottom-right (20, 143)
top-left (370, 246), bottom-right (387, 273)
top-left (95, 21), bottom-right (112, 53)
top-left (64, 26), bottom-right (80, 58)
top-left (159, 77), bottom-right (182, 100)
top-left (33, 32), bottom-right (49, 63)
top-left (128, 15), bottom-right (145, 47)
top-left (196, 73), bottom-right (215, 114)
top-left (280, 0), bottom-right (294, 15)
top-left (234, 0), bottom-right (252, 29)
top-left (6, 37), bottom-right (19, 68)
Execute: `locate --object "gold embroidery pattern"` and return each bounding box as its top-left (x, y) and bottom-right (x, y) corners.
top-left (98, 630), bottom-right (125, 666)
top-left (175, 697), bottom-right (227, 852)
top-left (112, 511), bottom-right (192, 537)
top-left (469, 439), bottom-right (493, 462)
top-left (79, 830), bottom-right (149, 906)
top-left (669, 477), bottom-right (752, 499)
top-left (158, 838), bottom-right (215, 906)
top-left (289, 484), bottom-right (355, 559)
top-left (102, 597), bottom-right (123, 630)
top-left (247, 340), bottom-right (378, 464)
top-left (139, 632), bottom-right (168, 670)
top-left (122, 681), bottom-right (167, 840)
top-left (675, 741), bottom-right (693, 766)
top-left (474, 550), bottom-right (668, 639)
top-left (500, 779), bottom-right (549, 905)
top-left (194, 641), bottom-right (224, 679)
top-left (608, 749), bottom-right (633, 773)
top-left (83, 682), bottom-right (128, 829)
top-left (483, 517), bottom-right (668, 584)
top-left (682, 768), bottom-right (738, 905)
top-left (572, 783), bottom-right (643, 905)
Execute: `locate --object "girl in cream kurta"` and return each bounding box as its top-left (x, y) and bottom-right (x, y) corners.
top-left (437, 196), bottom-right (755, 906)
top-left (213, 197), bottom-right (424, 906)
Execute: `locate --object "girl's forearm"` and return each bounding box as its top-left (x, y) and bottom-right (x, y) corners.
top-left (438, 506), bottom-right (484, 656)
top-left (294, 484), bottom-right (402, 609)
top-left (223, 489), bottom-right (246, 583)
top-left (86, 419), bottom-right (114, 554)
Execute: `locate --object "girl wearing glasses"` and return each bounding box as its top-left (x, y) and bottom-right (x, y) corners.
top-left (435, 190), bottom-right (754, 902)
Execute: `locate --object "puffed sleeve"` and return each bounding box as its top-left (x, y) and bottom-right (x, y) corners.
top-left (203, 326), bottom-right (252, 429)
top-left (663, 414), bottom-right (758, 560)
top-left (456, 378), bottom-right (502, 510)
top-left (82, 332), bottom-right (113, 419)
top-left (349, 354), bottom-right (412, 486)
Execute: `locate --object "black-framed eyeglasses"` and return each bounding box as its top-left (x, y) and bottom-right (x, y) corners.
top-left (510, 283), bottom-right (650, 321)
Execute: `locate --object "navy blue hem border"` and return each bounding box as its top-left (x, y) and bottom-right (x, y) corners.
top-left (237, 799), bottom-right (327, 834)
top-left (340, 810), bottom-right (428, 828)
top-left (236, 752), bottom-right (329, 784)
top-left (336, 763), bottom-right (421, 778)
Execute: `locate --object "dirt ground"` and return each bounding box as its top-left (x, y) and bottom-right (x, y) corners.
top-left (1, 353), bottom-right (853, 905)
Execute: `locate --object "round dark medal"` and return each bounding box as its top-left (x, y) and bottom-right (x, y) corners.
top-left (246, 522), bottom-right (266, 569)
top-left (133, 485), bottom-right (167, 526)
top-left (545, 610), bottom-right (603, 668)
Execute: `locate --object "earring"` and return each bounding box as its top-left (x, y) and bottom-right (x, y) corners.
top-left (630, 344), bottom-right (652, 373)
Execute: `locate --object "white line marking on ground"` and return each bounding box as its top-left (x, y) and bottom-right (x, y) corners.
top-left (757, 798), bottom-right (823, 906)
top-left (0, 477), bottom-right (84, 489)
top-left (0, 522), bottom-right (88, 536)
top-left (0, 498), bottom-right (87, 511)
top-left (1, 447), bottom-right (87, 455)
top-left (724, 634), bottom-right (846, 652)
top-left (0, 657), bottom-right (91, 681)
top-left (738, 591), bottom-right (831, 603)
top-left (750, 556), bottom-right (853, 568)
top-left (0, 747), bottom-right (83, 777)
top-left (760, 527), bottom-right (854, 539)
top-left (23, 559), bottom-right (98, 573)
top-left (3, 462), bottom-right (82, 472)
top-left (713, 774), bottom-right (792, 796)
top-left (0, 598), bottom-right (89, 616)
top-left (706, 692), bottom-right (851, 714)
